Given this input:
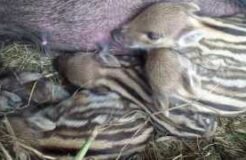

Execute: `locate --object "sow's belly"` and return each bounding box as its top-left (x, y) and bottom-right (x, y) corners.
top-left (0, 0), bottom-right (245, 51)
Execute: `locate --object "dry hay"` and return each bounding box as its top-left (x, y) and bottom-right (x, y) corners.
top-left (0, 43), bottom-right (245, 160)
top-left (144, 116), bottom-right (246, 160)
top-left (0, 43), bottom-right (53, 74)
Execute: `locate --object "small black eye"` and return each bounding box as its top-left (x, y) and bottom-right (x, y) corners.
top-left (146, 32), bottom-right (162, 40)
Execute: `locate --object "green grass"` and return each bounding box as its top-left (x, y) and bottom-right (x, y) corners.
top-left (0, 43), bottom-right (245, 160)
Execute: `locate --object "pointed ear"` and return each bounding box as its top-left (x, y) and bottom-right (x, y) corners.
top-left (28, 116), bottom-right (56, 131)
top-left (177, 29), bottom-right (204, 47)
top-left (182, 2), bottom-right (200, 14)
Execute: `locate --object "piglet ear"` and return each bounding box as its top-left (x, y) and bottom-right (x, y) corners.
top-left (183, 2), bottom-right (201, 14)
top-left (177, 29), bottom-right (204, 48)
top-left (28, 116), bottom-right (56, 131)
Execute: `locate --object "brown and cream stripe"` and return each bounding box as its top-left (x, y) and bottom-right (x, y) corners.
top-left (172, 13), bottom-right (246, 116)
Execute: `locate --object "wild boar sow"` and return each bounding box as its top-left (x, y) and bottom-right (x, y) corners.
top-left (0, 0), bottom-right (245, 52)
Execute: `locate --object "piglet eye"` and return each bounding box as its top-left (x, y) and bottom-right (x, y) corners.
top-left (146, 32), bottom-right (162, 40)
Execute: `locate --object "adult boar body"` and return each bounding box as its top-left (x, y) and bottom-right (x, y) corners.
top-left (0, 0), bottom-right (245, 52)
